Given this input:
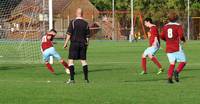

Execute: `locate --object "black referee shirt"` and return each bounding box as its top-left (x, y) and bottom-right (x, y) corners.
top-left (67, 19), bottom-right (90, 43)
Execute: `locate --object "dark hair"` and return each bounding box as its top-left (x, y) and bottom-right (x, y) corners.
top-left (144, 17), bottom-right (153, 24)
top-left (168, 12), bottom-right (178, 22)
top-left (49, 29), bottom-right (57, 33)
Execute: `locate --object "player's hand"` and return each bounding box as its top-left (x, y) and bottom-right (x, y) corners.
top-left (64, 44), bottom-right (68, 48)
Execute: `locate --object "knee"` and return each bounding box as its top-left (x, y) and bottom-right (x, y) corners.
top-left (170, 62), bottom-right (175, 65)
top-left (60, 59), bottom-right (64, 63)
top-left (68, 60), bottom-right (74, 66)
top-left (45, 61), bottom-right (49, 64)
top-left (148, 54), bottom-right (153, 59)
top-left (182, 62), bottom-right (187, 65)
top-left (142, 54), bottom-right (146, 58)
top-left (81, 60), bottom-right (87, 66)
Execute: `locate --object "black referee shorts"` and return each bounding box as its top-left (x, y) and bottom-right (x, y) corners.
top-left (68, 42), bottom-right (87, 60)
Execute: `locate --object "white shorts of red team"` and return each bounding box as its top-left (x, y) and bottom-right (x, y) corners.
top-left (143, 46), bottom-right (159, 57)
top-left (167, 46), bottom-right (186, 63)
top-left (42, 47), bottom-right (61, 62)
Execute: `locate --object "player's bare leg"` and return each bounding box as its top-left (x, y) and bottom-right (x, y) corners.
top-left (140, 54), bottom-right (147, 75)
top-left (148, 54), bottom-right (163, 75)
top-left (81, 60), bottom-right (89, 83)
top-left (65, 59), bottom-right (75, 84)
top-left (45, 61), bottom-right (55, 74)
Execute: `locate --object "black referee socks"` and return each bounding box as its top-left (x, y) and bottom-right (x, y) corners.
top-left (83, 65), bottom-right (88, 80)
top-left (69, 65), bottom-right (75, 80)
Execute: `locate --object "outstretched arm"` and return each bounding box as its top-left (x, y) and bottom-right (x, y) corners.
top-left (86, 24), bottom-right (90, 46)
top-left (64, 20), bottom-right (73, 48)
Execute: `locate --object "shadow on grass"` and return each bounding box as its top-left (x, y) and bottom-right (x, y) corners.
top-left (54, 72), bottom-right (66, 75)
top-left (75, 67), bottom-right (123, 75)
top-left (183, 68), bottom-right (200, 72)
top-left (123, 75), bottom-right (195, 83)
top-left (0, 65), bottom-right (44, 71)
top-left (0, 66), bottom-right (25, 70)
top-left (52, 67), bottom-right (123, 76)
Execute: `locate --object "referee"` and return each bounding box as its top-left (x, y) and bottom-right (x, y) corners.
top-left (64, 8), bottom-right (90, 84)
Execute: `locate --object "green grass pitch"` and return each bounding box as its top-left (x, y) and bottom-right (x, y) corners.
top-left (0, 40), bottom-right (200, 104)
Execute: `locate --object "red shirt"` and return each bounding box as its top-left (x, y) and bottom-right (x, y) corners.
top-left (160, 22), bottom-right (185, 53)
top-left (149, 26), bottom-right (160, 47)
top-left (41, 34), bottom-right (54, 52)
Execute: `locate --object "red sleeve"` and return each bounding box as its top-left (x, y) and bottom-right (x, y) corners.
top-left (160, 27), bottom-right (166, 41)
top-left (178, 26), bottom-right (185, 42)
top-left (50, 35), bottom-right (55, 41)
top-left (151, 27), bottom-right (158, 36)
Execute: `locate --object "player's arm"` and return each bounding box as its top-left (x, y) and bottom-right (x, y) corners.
top-left (160, 27), bottom-right (166, 41)
top-left (64, 34), bottom-right (71, 48)
top-left (64, 21), bottom-right (73, 48)
top-left (178, 26), bottom-right (186, 43)
top-left (85, 24), bottom-right (90, 46)
top-left (151, 27), bottom-right (159, 47)
top-left (147, 32), bottom-right (151, 38)
top-left (50, 35), bottom-right (57, 44)
top-left (152, 37), bottom-right (158, 46)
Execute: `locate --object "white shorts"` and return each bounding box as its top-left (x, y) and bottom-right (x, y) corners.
top-left (167, 49), bottom-right (186, 63)
top-left (42, 47), bottom-right (61, 62)
top-left (143, 46), bottom-right (159, 57)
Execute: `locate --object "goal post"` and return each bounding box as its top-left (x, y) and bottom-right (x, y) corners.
top-left (48, 0), bottom-right (53, 64)
top-left (129, 0), bottom-right (134, 43)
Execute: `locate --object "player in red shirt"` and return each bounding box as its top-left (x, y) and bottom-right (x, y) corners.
top-left (140, 18), bottom-right (163, 75)
top-left (41, 29), bottom-right (69, 74)
top-left (160, 12), bottom-right (187, 83)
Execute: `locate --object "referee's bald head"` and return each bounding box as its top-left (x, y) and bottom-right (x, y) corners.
top-left (76, 8), bottom-right (83, 17)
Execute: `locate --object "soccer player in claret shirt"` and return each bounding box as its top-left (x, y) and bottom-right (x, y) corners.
top-left (41, 29), bottom-right (69, 75)
top-left (140, 18), bottom-right (163, 75)
top-left (160, 12), bottom-right (187, 83)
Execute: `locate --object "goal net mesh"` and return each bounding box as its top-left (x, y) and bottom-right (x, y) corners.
top-left (0, 0), bottom-right (49, 64)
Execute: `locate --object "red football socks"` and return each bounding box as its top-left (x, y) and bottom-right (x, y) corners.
top-left (151, 57), bottom-right (162, 69)
top-left (168, 64), bottom-right (175, 78)
top-left (45, 63), bottom-right (55, 73)
top-left (141, 58), bottom-right (147, 72)
top-left (61, 61), bottom-right (69, 69)
top-left (176, 62), bottom-right (186, 73)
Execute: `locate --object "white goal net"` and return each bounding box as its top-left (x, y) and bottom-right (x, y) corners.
top-left (0, 0), bottom-right (49, 64)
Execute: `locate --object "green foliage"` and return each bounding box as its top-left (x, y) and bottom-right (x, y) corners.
top-left (90, 0), bottom-right (199, 22)
top-left (90, 0), bottom-right (112, 10)
top-left (191, 1), bottom-right (200, 9)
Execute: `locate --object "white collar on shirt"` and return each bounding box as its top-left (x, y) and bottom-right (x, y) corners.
top-left (166, 22), bottom-right (180, 25)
